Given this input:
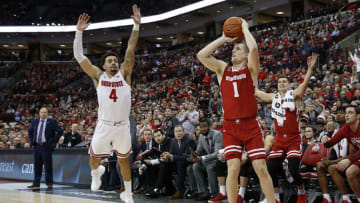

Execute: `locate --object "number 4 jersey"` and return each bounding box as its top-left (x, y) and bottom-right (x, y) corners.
top-left (220, 65), bottom-right (257, 119)
top-left (97, 71), bottom-right (131, 122)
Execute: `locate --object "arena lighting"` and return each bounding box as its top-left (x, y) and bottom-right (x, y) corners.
top-left (276, 11), bottom-right (284, 15)
top-left (0, 0), bottom-right (225, 33)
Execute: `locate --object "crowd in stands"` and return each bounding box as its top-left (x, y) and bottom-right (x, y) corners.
top-left (0, 4), bottom-right (360, 202)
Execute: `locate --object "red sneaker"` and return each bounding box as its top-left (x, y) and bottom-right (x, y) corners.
top-left (208, 193), bottom-right (227, 202)
top-left (297, 194), bottom-right (308, 203)
top-left (236, 194), bottom-right (243, 203)
top-left (343, 200), bottom-right (352, 203)
top-left (276, 199), bottom-right (281, 203)
top-left (321, 198), bottom-right (333, 203)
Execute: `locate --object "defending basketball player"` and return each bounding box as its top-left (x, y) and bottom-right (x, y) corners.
top-left (254, 53), bottom-right (317, 203)
top-left (73, 5), bottom-right (140, 203)
top-left (197, 17), bottom-right (276, 203)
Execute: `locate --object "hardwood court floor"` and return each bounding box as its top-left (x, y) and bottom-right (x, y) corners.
top-left (0, 181), bottom-right (201, 203)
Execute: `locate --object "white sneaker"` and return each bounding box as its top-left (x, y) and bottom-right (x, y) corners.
top-left (91, 165), bottom-right (105, 191)
top-left (120, 192), bottom-right (134, 203)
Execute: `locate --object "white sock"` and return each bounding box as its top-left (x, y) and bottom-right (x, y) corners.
top-left (91, 168), bottom-right (98, 176)
top-left (238, 187), bottom-right (246, 197)
top-left (124, 181), bottom-right (132, 194)
top-left (260, 198), bottom-right (268, 203)
top-left (275, 193), bottom-right (280, 201)
top-left (358, 198), bottom-right (360, 202)
top-left (323, 194), bottom-right (331, 202)
top-left (219, 185), bottom-right (226, 195)
top-left (342, 195), bottom-right (350, 202)
top-left (298, 188), bottom-right (305, 195)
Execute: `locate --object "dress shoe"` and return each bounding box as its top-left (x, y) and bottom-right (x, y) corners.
top-left (47, 184), bottom-right (53, 190)
top-left (169, 191), bottom-right (183, 199)
top-left (27, 184), bottom-right (40, 189)
top-left (145, 190), bottom-right (160, 198)
top-left (133, 187), bottom-right (145, 194)
top-left (195, 193), bottom-right (211, 201)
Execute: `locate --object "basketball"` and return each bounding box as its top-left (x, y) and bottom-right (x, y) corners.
top-left (223, 17), bottom-right (244, 39)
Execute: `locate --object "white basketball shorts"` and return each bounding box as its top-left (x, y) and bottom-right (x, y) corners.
top-left (89, 119), bottom-right (132, 158)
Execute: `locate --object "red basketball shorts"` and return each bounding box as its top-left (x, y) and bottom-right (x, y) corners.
top-left (269, 133), bottom-right (302, 159)
top-left (222, 118), bottom-right (266, 161)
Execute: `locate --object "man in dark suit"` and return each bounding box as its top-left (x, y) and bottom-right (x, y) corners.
top-left (144, 128), bottom-right (173, 198)
top-left (135, 128), bottom-right (157, 193)
top-left (160, 125), bottom-right (197, 199)
top-left (27, 107), bottom-right (63, 189)
top-left (187, 119), bottom-right (223, 200)
top-left (58, 123), bottom-right (82, 148)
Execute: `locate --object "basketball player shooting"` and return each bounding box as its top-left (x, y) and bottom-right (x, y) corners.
top-left (197, 17), bottom-right (276, 203)
top-left (73, 4), bottom-right (140, 203)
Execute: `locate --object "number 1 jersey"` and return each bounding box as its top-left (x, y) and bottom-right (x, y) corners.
top-left (220, 65), bottom-right (257, 119)
top-left (97, 71), bottom-right (131, 122)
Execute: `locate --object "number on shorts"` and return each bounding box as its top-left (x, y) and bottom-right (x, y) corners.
top-left (232, 82), bottom-right (239, 97)
top-left (109, 89), bottom-right (118, 102)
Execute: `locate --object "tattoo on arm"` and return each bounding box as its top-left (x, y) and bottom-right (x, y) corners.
top-left (123, 30), bottom-right (139, 66)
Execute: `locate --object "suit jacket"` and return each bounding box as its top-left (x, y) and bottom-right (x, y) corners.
top-left (169, 134), bottom-right (197, 162)
top-left (195, 129), bottom-right (223, 163)
top-left (28, 118), bottom-right (63, 149)
top-left (156, 137), bottom-right (172, 153)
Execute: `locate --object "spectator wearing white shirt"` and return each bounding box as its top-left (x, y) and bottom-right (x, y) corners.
top-left (349, 50), bottom-right (360, 83)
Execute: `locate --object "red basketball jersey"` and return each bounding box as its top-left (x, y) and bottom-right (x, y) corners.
top-left (220, 65), bottom-right (257, 119)
top-left (274, 102), bottom-right (300, 135)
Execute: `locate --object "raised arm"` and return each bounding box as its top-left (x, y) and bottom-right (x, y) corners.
top-left (73, 13), bottom-right (102, 83)
top-left (255, 88), bottom-right (275, 103)
top-left (241, 18), bottom-right (259, 80)
top-left (349, 50), bottom-right (359, 62)
top-left (121, 4), bottom-right (141, 84)
top-left (293, 53), bottom-right (317, 99)
top-left (197, 34), bottom-right (236, 76)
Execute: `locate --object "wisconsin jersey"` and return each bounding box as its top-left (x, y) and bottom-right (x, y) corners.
top-left (220, 65), bottom-right (257, 119)
top-left (274, 104), bottom-right (300, 136)
top-left (97, 71), bottom-right (131, 122)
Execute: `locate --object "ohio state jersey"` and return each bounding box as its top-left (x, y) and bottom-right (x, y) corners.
top-left (220, 65), bottom-right (257, 119)
top-left (97, 71), bottom-right (131, 122)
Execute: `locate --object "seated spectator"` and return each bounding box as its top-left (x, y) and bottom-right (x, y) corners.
top-left (58, 123), bottom-right (82, 148)
top-left (321, 105), bottom-right (360, 203)
top-left (144, 129), bottom-right (173, 198)
top-left (186, 119), bottom-right (223, 200)
top-left (156, 125), bottom-right (196, 199)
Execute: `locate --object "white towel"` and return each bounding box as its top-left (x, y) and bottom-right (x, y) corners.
top-left (271, 90), bottom-right (295, 126)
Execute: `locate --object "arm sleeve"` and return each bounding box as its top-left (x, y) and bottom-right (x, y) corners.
top-left (324, 127), bottom-right (346, 148)
top-left (73, 30), bottom-right (87, 63)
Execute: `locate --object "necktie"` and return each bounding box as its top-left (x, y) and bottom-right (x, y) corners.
top-left (38, 120), bottom-right (44, 143)
top-left (205, 137), bottom-right (211, 153)
top-left (146, 142), bottom-right (150, 150)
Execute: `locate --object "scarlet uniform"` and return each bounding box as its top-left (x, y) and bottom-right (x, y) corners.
top-left (325, 122), bottom-right (360, 167)
top-left (270, 100), bottom-right (302, 159)
top-left (90, 71), bottom-right (132, 158)
top-left (221, 65), bottom-right (265, 161)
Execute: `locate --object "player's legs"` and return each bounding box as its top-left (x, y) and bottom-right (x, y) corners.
top-left (316, 161), bottom-right (330, 195)
top-left (252, 158), bottom-right (276, 203)
top-left (345, 164), bottom-right (360, 198)
top-left (226, 158), bottom-right (241, 203)
top-left (112, 121), bottom-right (133, 202)
top-left (328, 164), bottom-right (351, 202)
top-left (89, 121), bottom-right (112, 191)
top-left (267, 138), bottom-right (284, 197)
top-left (244, 119), bottom-right (275, 203)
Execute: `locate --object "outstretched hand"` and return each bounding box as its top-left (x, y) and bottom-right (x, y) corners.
top-left (307, 52), bottom-right (318, 69)
top-left (76, 13), bottom-right (90, 31)
top-left (131, 4), bottom-right (141, 24)
top-left (221, 33), bottom-right (238, 43)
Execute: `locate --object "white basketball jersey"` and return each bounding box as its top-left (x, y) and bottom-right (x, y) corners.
top-left (97, 71), bottom-right (131, 122)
